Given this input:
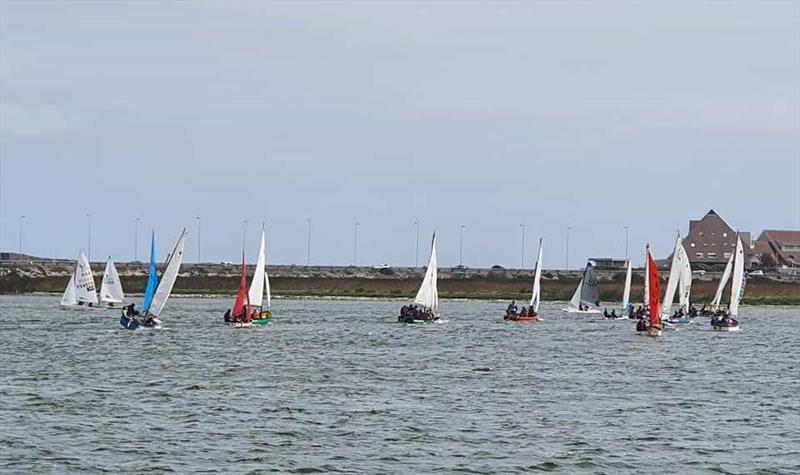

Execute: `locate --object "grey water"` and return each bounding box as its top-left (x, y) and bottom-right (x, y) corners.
top-left (0, 296), bottom-right (798, 474)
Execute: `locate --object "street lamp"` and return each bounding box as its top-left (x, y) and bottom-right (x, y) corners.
top-left (459, 224), bottom-right (466, 267)
top-left (414, 221), bottom-right (419, 267)
top-left (306, 218), bottom-right (311, 267)
top-left (353, 222), bottom-right (360, 266)
top-left (520, 223), bottom-right (526, 269)
top-left (624, 225), bottom-right (629, 260)
top-left (242, 220), bottom-right (248, 250)
top-left (196, 215), bottom-right (202, 263)
top-left (18, 215), bottom-right (25, 254)
top-left (134, 217), bottom-right (141, 261)
top-left (565, 226), bottom-right (572, 270)
top-left (86, 214), bottom-right (92, 262)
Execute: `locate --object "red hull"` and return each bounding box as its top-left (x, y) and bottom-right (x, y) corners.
top-left (506, 315), bottom-right (541, 322)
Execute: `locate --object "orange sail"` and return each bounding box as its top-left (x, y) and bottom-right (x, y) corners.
top-left (231, 251), bottom-right (251, 321)
top-left (646, 245), bottom-right (660, 329)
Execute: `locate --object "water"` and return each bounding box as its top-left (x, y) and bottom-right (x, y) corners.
top-left (1, 296), bottom-right (798, 474)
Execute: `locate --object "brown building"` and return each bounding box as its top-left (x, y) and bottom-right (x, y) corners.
top-left (684, 210), bottom-right (744, 268)
top-left (757, 230), bottom-right (800, 267)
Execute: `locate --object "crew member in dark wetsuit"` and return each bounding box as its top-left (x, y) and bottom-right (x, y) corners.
top-left (603, 308), bottom-right (610, 318)
top-left (611, 309), bottom-right (617, 318)
top-left (224, 308), bottom-right (231, 323)
top-left (507, 301), bottom-right (518, 316)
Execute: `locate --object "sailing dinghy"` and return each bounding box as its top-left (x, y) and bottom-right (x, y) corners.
top-left (249, 225), bottom-right (272, 326)
top-left (562, 262), bottom-right (602, 314)
top-left (224, 252), bottom-right (253, 328)
top-left (119, 229), bottom-right (187, 330)
top-left (398, 233), bottom-right (440, 323)
top-left (505, 238), bottom-right (543, 322)
top-left (635, 244), bottom-right (662, 337)
top-left (618, 259), bottom-right (633, 319)
top-left (60, 251), bottom-right (100, 309)
top-left (99, 257), bottom-right (125, 308)
top-left (661, 235), bottom-right (693, 325)
top-left (711, 236), bottom-right (744, 332)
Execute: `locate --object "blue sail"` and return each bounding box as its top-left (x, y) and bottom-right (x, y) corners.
top-left (141, 231), bottom-right (158, 313)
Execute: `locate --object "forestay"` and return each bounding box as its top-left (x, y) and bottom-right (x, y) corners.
top-left (100, 258), bottom-right (125, 304)
top-left (149, 229), bottom-right (187, 317)
top-left (414, 233), bottom-right (439, 312)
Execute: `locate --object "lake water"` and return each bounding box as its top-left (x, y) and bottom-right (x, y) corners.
top-left (1, 296), bottom-right (798, 473)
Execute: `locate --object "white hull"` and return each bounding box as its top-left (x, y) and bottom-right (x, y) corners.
top-left (60, 304), bottom-right (107, 311)
top-left (563, 307), bottom-right (602, 314)
top-left (712, 325), bottom-right (740, 332)
top-left (228, 321), bottom-right (254, 328)
top-left (648, 328), bottom-right (662, 337)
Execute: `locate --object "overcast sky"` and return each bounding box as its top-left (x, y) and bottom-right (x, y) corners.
top-left (1, 1), bottom-right (798, 268)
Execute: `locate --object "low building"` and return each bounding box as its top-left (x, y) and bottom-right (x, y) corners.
top-left (757, 230), bottom-right (800, 267)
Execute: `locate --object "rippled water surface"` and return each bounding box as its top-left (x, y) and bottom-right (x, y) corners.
top-left (1, 296), bottom-right (798, 473)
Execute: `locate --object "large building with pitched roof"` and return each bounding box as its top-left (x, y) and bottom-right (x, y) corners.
top-left (757, 230), bottom-right (800, 267)
top-left (683, 209), bottom-right (745, 267)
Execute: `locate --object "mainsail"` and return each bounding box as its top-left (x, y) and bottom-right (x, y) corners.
top-left (141, 232), bottom-right (158, 313)
top-left (99, 257), bottom-right (125, 304)
top-left (662, 236), bottom-right (691, 315)
top-left (646, 245), bottom-right (661, 329)
top-left (729, 237), bottom-right (745, 317)
top-left (621, 259), bottom-right (632, 313)
top-left (579, 263), bottom-right (600, 308)
top-left (711, 252), bottom-right (735, 311)
top-left (60, 274), bottom-right (77, 306)
top-left (248, 227), bottom-right (269, 309)
top-left (74, 251), bottom-right (98, 305)
top-left (232, 251), bottom-right (251, 320)
top-left (413, 233), bottom-right (438, 312)
top-left (149, 228), bottom-right (187, 317)
top-left (529, 238), bottom-right (543, 312)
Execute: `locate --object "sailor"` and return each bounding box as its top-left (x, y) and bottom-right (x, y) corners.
top-left (507, 301), bottom-right (518, 316)
top-left (529, 306), bottom-right (536, 316)
top-left (224, 309), bottom-right (231, 323)
top-left (520, 306), bottom-right (528, 317)
top-left (611, 309), bottom-right (617, 318)
top-left (603, 308), bottom-right (610, 318)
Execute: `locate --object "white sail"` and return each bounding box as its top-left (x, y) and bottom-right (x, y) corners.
top-left (621, 259), bottom-right (632, 313)
top-left (711, 252), bottom-right (735, 311)
top-left (149, 229), bottom-right (187, 317)
top-left (99, 258), bottom-right (125, 304)
top-left (729, 237), bottom-right (745, 316)
top-left (60, 273), bottom-right (77, 306)
top-left (529, 238), bottom-right (543, 312)
top-left (265, 265), bottom-right (272, 309)
top-left (74, 251), bottom-right (98, 305)
top-left (413, 233), bottom-right (438, 312)
top-left (662, 236), bottom-right (684, 315)
top-left (569, 278), bottom-right (583, 308)
top-left (678, 249), bottom-right (692, 313)
top-left (248, 229), bottom-right (267, 308)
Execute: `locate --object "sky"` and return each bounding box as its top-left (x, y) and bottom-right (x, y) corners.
top-left (1, 0), bottom-right (799, 268)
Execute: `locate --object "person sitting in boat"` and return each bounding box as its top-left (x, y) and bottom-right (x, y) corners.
top-left (610, 309), bottom-right (617, 319)
top-left (636, 319), bottom-right (648, 332)
top-left (529, 306), bottom-right (537, 317)
top-left (224, 308), bottom-right (231, 323)
top-left (520, 306), bottom-right (528, 317)
top-left (506, 301), bottom-right (518, 316)
top-left (603, 308), bottom-right (610, 318)
top-left (688, 304), bottom-right (698, 318)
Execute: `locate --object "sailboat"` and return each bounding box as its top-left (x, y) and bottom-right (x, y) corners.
top-left (504, 238), bottom-right (543, 322)
top-left (398, 232), bottom-right (439, 323)
top-left (249, 225), bottom-right (272, 326)
top-left (562, 262), bottom-right (602, 313)
top-left (661, 235), bottom-right (693, 324)
top-left (635, 244), bottom-right (662, 337)
top-left (619, 259), bottom-right (633, 319)
top-left (224, 251), bottom-right (253, 328)
top-left (705, 251), bottom-right (734, 316)
top-left (60, 250), bottom-right (100, 309)
top-left (711, 236), bottom-right (744, 332)
top-left (98, 257), bottom-right (125, 308)
top-left (119, 229), bottom-right (187, 330)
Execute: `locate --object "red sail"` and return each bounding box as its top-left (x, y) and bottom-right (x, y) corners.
top-left (647, 247), bottom-right (660, 328)
top-left (232, 252), bottom-right (250, 320)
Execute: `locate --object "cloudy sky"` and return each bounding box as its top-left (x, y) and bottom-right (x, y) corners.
top-left (1, 1), bottom-right (798, 268)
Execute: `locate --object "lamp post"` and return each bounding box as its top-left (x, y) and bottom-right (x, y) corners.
top-left (353, 222), bottom-right (360, 266)
top-left (242, 220), bottom-right (248, 250)
top-left (624, 225), bottom-right (629, 260)
top-left (459, 224), bottom-right (466, 267)
top-left (306, 218), bottom-right (311, 267)
top-left (520, 223), bottom-right (526, 269)
top-left (414, 221), bottom-right (419, 267)
top-left (18, 215), bottom-right (25, 254)
top-left (196, 215), bottom-right (201, 263)
top-left (86, 214), bottom-right (92, 262)
top-left (134, 217), bottom-right (140, 261)
top-left (565, 226), bottom-right (572, 270)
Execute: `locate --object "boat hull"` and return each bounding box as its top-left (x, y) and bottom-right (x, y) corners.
top-left (252, 318), bottom-right (271, 326)
top-left (228, 321), bottom-right (254, 328)
top-left (505, 315), bottom-right (542, 322)
top-left (119, 315), bottom-right (161, 330)
top-left (399, 317), bottom-right (440, 324)
top-left (712, 324), bottom-right (740, 332)
top-left (562, 307), bottom-right (602, 314)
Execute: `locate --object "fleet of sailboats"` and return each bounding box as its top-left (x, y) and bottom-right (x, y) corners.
top-left (52, 225), bottom-right (749, 335)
